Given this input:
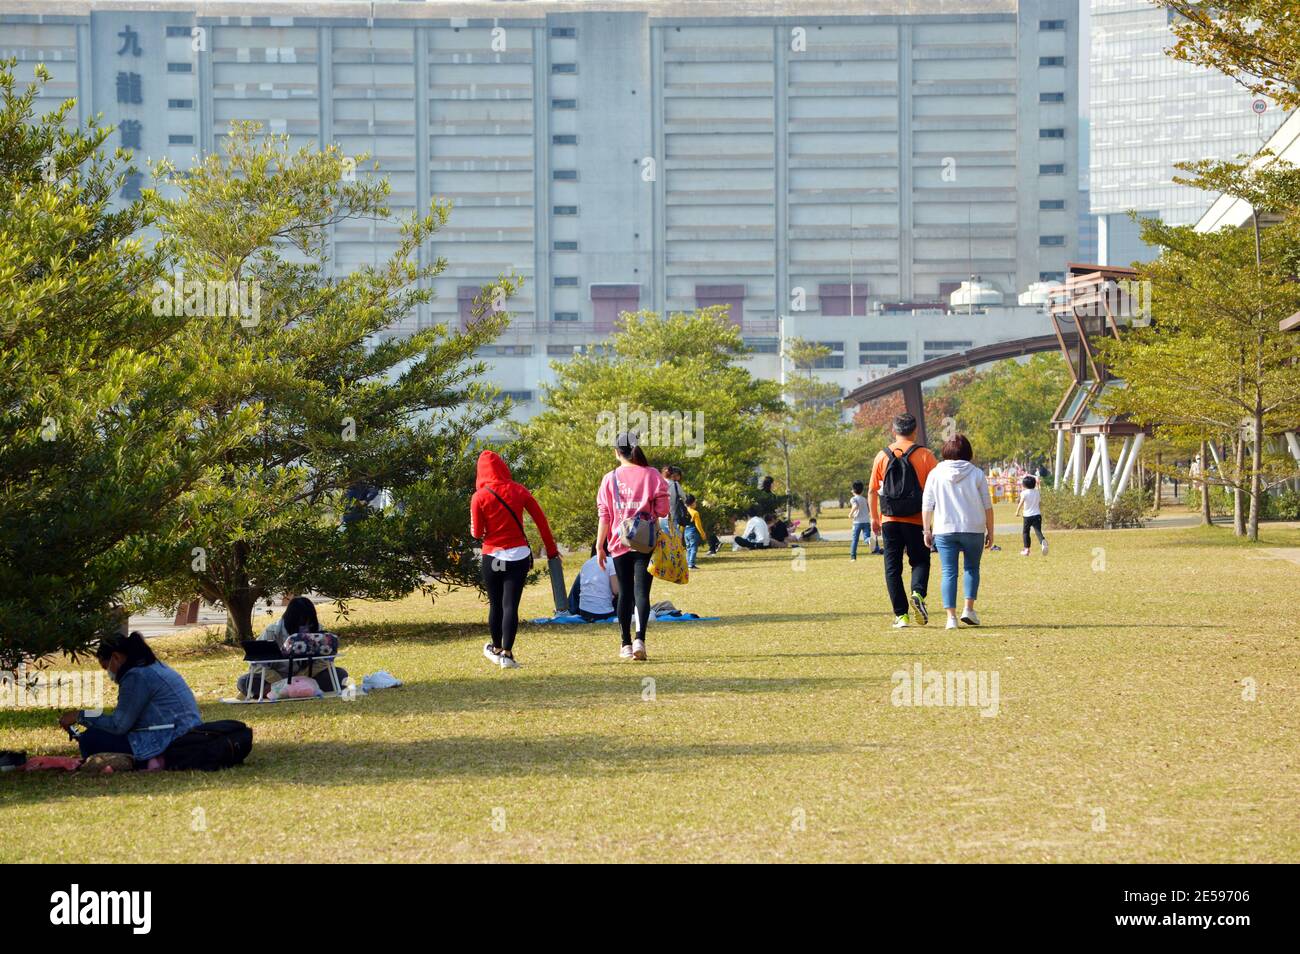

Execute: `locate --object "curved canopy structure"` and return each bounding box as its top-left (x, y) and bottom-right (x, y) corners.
top-left (842, 333), bottom-right (1074, 447)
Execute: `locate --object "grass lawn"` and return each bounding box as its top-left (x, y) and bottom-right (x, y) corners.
top-left (3, 523), bottom-right (1298, 863)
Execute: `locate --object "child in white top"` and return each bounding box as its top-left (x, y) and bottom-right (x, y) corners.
top-left (1015, 475), bottom-right (1047, 556)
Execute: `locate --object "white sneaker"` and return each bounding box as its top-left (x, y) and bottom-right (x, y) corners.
top-left (945, 616), bottom-right (959, 630)
top-left (891, 615), bottom-right (909, 629)
top-left (1020, 548), bottom-right (1030, 556)
top-left (498, 652), bottom-right (519, 669)
top-left (620, 644), bottom-right (635, 660)
top-left (1041, 539), bottom-right (1048, 555)
top-left (631, 638), bottom-right (647, 661)
top-left (483, 642), bottom-right (500, 665)
top-left (959, 608), bottom-right (981, 627)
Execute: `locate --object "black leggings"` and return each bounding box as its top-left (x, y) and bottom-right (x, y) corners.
top-left (612, 551), bottom-right (653, 646)
top-left (1022, 515), bottom-right (1045, 548)
top-left (482, 556), bottom-right (530, 652)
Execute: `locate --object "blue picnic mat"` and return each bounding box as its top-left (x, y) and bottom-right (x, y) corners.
top-left (529, 611), bottom-right (720, 625)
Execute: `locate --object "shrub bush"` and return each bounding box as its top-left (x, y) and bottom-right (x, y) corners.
top-left (1184, 486), bottom-right (1300, 520)
top-left (1041, 485), bottom-right (1150, 529)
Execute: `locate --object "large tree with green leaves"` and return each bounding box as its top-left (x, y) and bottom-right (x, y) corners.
top-left (1102, 211), bottom-right (1300, 541)
top-left (517, 307), bottom-right (781, 545)
top-left (1159, 1), bottom-right (1300, 109)
top-left (947, 353), bottom-right (1070, 465)
top-left (768, 340), bottom-right (876, 517)
top-left (0, 62), bottom-right (250, 667)
top-left (144, 122), bottom-right (512, 640)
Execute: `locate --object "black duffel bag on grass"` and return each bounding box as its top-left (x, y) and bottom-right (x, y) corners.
top-left (164, 720), bottom-right (253, 771)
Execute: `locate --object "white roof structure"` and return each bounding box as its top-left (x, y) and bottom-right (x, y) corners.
top-left (1195, 110), bottom-right (1300, 233)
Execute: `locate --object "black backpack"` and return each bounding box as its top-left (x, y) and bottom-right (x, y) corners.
top-left (879, 445), bottom-right (925, 517)
top-left (164, 720), bottom-right (253, 771)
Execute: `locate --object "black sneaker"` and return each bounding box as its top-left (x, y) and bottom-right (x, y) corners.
top-left (910, 591), bottom-right (929, 626)
top-left (0, 750), bottom-right (26, 771)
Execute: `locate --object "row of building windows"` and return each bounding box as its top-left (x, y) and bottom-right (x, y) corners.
top-left (794, 339), bottom-right (982, 369)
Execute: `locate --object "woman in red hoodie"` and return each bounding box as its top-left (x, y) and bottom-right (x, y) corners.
top-left (469, 450), bottom-right (559, 669)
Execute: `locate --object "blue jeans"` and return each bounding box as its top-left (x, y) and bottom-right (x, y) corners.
top-left (684, 526), bottom-right (702, 566)
top-left (850, 522), bottom-right (871, 558)
top-left (935, 532), bottom-right (985, 609)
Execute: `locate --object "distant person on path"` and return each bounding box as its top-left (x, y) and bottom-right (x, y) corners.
top-left (849, 480), bottom-right (871, 560)
top-left (596, 432), bottom-right (669, 661)
top-left (868, 413), bottom-right (938, 628)
top-left (59, 632), bottom-right (202, 768)
top-left (922, 434), bottom-right (995, 629)
top-left (683, 494), bottom-right (708, 568)
top-left (1016, 475), bottom-right (1047, 556)
top-left (470, 450), bottom-right (559, 669)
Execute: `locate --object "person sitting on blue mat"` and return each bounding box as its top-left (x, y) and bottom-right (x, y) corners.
top-left (569, 542), bottom-right (619, 621)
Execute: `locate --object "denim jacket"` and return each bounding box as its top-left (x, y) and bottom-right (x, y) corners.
top-left (81, 661), bottom-right (202, 760)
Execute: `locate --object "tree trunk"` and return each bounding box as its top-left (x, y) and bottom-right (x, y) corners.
top-left (1233, 434), bottom-right (1246, 536)
top-left (1199, 440), bottom-right (1212, 525)
top-left (1248, 408), bottom-right (1264, 542)
top-left (223, 541), bottom-right (257, 644)
top-left (781, 440), bottom-right (792, 521)
top-left (224, 590), bottom-right (256, 644)
top-left (1152, 452), bottom-right (1161, 514)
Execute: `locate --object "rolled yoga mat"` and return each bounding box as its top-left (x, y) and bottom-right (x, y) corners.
top-left (547, 556), bottom-right (567, 613)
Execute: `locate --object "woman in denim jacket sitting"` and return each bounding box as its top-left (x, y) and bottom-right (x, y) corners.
top-left (58, 631), bottom-right (202, 767)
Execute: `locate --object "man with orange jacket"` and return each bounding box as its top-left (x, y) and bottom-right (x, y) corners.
top-left (867, 413), bottom-right (938, 628)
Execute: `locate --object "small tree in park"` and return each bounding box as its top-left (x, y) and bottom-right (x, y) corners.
top-left (517, 307), bottom-right (781, 546)
top-left (768, 340), bottom-right (873, 517)
top-left (144, 122), bottom-right (513, 641)
top-left (1102, 209), bottom-right (1300, 541)
top-left (0, 62), bottom-right (252, 667)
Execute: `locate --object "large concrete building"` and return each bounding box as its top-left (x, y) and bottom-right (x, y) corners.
top-left (2, 0), bottom-right (1076, 417)
top-left (1090, 0), bottom-right (1287, 266)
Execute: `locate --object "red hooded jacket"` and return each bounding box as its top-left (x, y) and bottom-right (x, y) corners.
top-left (469, 451), bottom-right (559, 559)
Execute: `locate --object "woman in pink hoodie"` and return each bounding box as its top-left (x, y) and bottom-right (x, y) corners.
top-left (470, 450), bottom-right (559, 669)
top-left (595, 431), bottom-right (669, 661)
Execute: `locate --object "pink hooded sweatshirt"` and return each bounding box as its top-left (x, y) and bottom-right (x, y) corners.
top-left (597, 464), bottom-right (670, 558)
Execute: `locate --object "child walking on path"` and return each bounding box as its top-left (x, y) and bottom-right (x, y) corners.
top-left (470, 450), bottom-right (559, 669)
top-left (1015, 475), bottom-right (1047, 556)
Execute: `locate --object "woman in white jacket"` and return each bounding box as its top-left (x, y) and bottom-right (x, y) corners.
top-left (921, 435), bottom-right (995, 628)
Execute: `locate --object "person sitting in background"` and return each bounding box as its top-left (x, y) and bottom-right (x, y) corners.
top-left (799, 517), bottom-right (822, 542)
top-left (58, 632), bottom-right (202, 768)
top-left (766, 513), bottom-right (797, 548)
top-left (733, 509), bottom-right (772, 550)
top-left (236, 596), bottom-right (347, 699)
top-left (572, 542), bottom-right (620, 620)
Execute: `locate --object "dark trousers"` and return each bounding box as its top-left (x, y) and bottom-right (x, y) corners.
top-left (1022, 514), bottom-right (1045, 548)
top-left (482, 555), bottom-right (530, 652)
top-left (733, 535), bottom-right (769, 549)
top-left (882, 521), bottom-right (930, 617)
top-left (76, 726), bottom-right (134, 759)
top-left (612, 551), bottom-right (653, 645)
